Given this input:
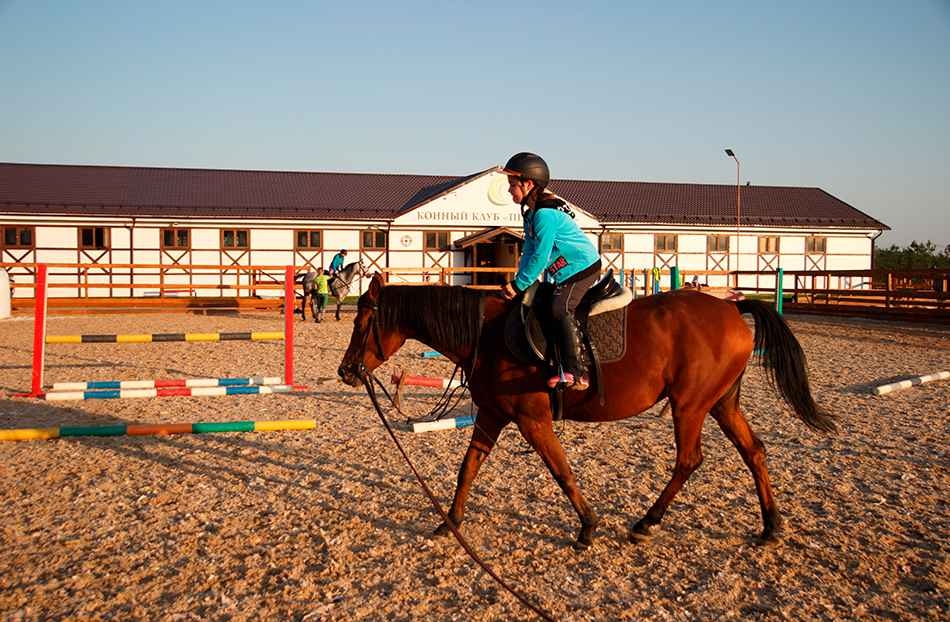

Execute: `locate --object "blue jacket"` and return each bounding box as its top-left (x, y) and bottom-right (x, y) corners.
top-left (513, 199), bottom-right (600, 292)
top-left (328, 253), bottom-right (346, 272)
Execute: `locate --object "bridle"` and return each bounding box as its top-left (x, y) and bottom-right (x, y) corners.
top-left (353, 297), bottom-right (385, 381)
top-left (347, 293), bottom-right (556, 622)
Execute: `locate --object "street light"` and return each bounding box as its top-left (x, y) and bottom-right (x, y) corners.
top-left (724, 149), bottom-right (741, 270)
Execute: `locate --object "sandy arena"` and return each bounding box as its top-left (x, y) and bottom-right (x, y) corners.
top-left (1, 308), bottom-right (947, 621)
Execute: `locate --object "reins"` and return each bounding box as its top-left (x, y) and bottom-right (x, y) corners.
top-left (353, 295), bottom-right (555, 622)
top-left (358, 369), bottom-right (556, 622)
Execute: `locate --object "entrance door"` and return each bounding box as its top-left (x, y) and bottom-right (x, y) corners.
top-left (472, 234), bottom-right (521, 285)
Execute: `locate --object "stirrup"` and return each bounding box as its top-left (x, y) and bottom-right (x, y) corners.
top-left (547, 372), bottom-right (575, 389)
top-left (570, 374), bottom-right (590, 391)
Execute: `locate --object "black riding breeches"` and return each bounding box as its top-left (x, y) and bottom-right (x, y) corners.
top-left (551, 260), bottom-right (602, 322)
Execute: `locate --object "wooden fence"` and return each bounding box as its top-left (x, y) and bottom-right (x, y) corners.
top-left (2, 262), bottom-right (947, 321)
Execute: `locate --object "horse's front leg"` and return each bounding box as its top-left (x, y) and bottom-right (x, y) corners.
top-left (335, 299), bottom-right (342, 321)
top-left (517, 414), bottom-right (600, 550)
top-left (310, 294), bottom-right (319, 322)
top-left (300, 293), bottom-right (308, 321)
top-left (433, 411), bottom-right (506, 538)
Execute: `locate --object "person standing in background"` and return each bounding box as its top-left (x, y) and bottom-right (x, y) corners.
top-left (313, 267), bottom-right (330, 322)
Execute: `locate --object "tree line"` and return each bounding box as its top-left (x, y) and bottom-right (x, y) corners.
top-left (874, 241), bottom-right (950, 270)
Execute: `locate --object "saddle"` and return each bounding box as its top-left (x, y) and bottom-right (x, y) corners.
top-left (504, 270), bottom-right (634, 404)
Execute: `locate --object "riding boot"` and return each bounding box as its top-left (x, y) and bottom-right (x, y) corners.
top-left (557, 315), bottom-right (589, 391)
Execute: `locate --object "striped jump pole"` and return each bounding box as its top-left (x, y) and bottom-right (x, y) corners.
top-left (0, 419), bottom-right (316, 442)
top-left (390, 368), bottom-right (466, 411)
top-left (22, 264), bottom-right (298, 397)
top-left (407, 415), bottom-right (475, 434)
top-left (43, 376), bottom-right (292, 401)
top-left (420, 350), bottom-right (445, 359)
top-left (45, 331), bottom-right (284, 344)
top-left (390, 371), bottom-right (464, 390)
top-left (873, 370), bottom-right (949, 395)
top-left (49, 376), bottom-right (285, 392)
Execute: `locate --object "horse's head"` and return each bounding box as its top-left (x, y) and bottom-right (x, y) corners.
top-left (338, 273), bottom-right (407, 386)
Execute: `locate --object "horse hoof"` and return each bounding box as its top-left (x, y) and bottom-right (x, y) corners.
top-left (628, 520), bottom-right (658, 543)
top-left (757, 514), bottom-right (783, 545)
top-left (757, 526), bottom-right (783, 546)
top-left (432, 521), bottom-right (455, 539)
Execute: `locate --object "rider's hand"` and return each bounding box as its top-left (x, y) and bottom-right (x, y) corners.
top-left (501, 282), bottom-right (518, 300)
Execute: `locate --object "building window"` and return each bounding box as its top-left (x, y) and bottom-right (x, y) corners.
top-left (2, 226), bottom-right (34, 249)
top-left (759, 236), bottom-right (780, 253)
top-left (221, 229), bottom-right (250, 249)
top-left (295, 230), bottom-right (322, 250)
top-left (654, 233), bottom-right (677, 252)
top-left (600, 232), bottom-right (623, 252)
top-left (362, 229), bottom-right (388, 250)
top-left (162, 228), bottom-right (190, 250)
top-left (79, 227), bottom-right (109, 250)
top-left (424, 231), bottom-right (450, 250)
top-left (707, 235), bottom-right (730, 253)
top-left (806, 236), bottom-right (827, 254)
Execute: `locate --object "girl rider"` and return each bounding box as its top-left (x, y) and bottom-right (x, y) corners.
top-left (500, 152), bottom-right (601, 391)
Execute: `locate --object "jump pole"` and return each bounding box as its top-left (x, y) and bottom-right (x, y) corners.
top-left (873, 371), bottom-right (949, 395)
top-left (408, 415), bottom-right (475, 434)
top-left (22, 264), bottom-right (298, 397)
top-left (284, 265), bottom-right (294, 386)
top-left (775, 267), bottom-right (784, 315)
top-left (0, 419), bottom-right (316, 442)
top-left (29, 264), bottom-right (48, 398)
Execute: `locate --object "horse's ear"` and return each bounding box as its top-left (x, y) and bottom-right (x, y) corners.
top-left (368, 272), bottom-right (384, 299)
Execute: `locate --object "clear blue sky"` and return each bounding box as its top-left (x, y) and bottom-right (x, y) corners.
top-left (2, 0), bottom-right (948, 247)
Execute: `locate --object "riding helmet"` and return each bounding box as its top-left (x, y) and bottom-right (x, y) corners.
top-left (502, 152), bottom-right (550, 191)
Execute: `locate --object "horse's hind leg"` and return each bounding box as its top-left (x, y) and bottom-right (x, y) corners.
top-left (710, 379), bottom-right (781, 542)
top-left (630, 405), bottom-right (705, 542)
top-left (433, 412), bottom-right (506, 538)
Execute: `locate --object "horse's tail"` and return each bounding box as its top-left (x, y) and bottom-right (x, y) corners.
top-left (735, 299), bottom-right (836, 433)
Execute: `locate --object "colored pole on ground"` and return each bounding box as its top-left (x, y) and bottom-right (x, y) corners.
top-left (30, 264), bottom-right (48, 397)
top-left (46, 331), bottom-right (284, 344)
top-left (775, 267), bottom-right (784, 315)
top-left (873, 370), bottom-right (949, 395)
top-left (410, 415), bottom-right (475, 433)
top-left (0, 419), bottom-right (317, 442)
top-left (284, 265), bottom-right (294, 386)
top-left (391, 371), bottom-right (463, 390)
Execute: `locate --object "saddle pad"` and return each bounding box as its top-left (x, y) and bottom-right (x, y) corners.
top-left (586, 306), bottom-right (627, 363)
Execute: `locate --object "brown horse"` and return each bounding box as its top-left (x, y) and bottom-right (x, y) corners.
top-left (338, 273), bottom-right (835, 549)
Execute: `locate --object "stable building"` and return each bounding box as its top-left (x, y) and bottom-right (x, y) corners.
top-left (0, 162), bottom-right (889, 297)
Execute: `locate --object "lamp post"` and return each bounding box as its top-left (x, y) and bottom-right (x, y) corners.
top-left (724, 149), bottom-right (741, 272)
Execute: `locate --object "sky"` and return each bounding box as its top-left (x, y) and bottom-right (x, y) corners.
top-left (1, 0), bottom-right (948, 247)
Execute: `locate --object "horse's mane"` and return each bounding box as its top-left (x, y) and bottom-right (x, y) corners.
top-left (378, 285), bottom-right (487, 355)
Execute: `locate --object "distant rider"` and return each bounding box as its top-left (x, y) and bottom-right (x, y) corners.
top-left (328, 249), bottom-right (347, 278)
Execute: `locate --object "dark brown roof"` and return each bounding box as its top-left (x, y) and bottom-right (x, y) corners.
top-left (0, 162), bottom-right (888, 230)
top-left (0, 162), bottom-right (464, 220)
top-left (551, 179), bottom-right (888, 229)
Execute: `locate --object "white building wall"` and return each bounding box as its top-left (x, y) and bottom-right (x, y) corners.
top-left (1, 173), bottom-right (884, 300)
